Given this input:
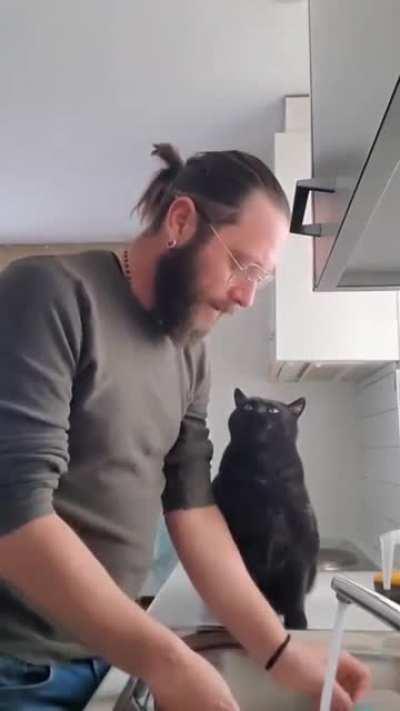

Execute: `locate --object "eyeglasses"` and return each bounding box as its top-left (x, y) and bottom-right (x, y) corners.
top-left (172, 191), bottom-right (274, 290)
top-left (207, 222), bottom-right (274, 291)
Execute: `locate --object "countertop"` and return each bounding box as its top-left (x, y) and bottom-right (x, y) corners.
top-left (148, 564), bottom-right (391, 632)
top-left (85, 564), bottom-right (391, 710)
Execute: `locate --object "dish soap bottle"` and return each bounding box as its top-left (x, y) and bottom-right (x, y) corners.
top-left (373, 529), bottom-right (400, 602)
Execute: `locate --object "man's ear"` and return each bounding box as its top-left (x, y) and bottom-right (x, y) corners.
top-left (165, 196), bottom-right (198, 246)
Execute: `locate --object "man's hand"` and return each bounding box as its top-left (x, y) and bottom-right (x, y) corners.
top-left (167, 507), bottom-right (372, 710)
top-left (149, 646), bottom-right (239, 711)
top-left (0, 513), bottom-right (239, 702)
top-left (150, 635), bottom-right (371, 711)
top-left (271, 639), bottom-right (372, 711)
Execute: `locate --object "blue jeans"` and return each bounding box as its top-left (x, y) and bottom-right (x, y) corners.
top-left (0, 654), bottom-right (110, 710)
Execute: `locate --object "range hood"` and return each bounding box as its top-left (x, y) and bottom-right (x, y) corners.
top-left (291, 76), bottom-right (400, 291)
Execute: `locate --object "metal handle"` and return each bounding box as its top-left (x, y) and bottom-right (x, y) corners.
top-left (290, 178), bottom-right (336, 236)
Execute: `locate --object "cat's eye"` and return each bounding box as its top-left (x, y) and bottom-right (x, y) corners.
top-left (243, 403), bottom-right (253, 411)
top-left (268, 407), bottom-right (280, 414)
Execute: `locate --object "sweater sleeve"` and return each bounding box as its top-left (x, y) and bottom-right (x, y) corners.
top-left (0, 258), bottom-right (83, 535)
top-left (162, 342), bottom-right (215, 512)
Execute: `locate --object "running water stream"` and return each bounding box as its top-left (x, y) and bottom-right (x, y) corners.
top-left (319, 600), bottom-right (349, 711)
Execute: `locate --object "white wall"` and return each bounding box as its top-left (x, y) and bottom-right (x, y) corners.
top-left (1, 0), bottom-right (309, 242)
top-left (355, 365), bottom-right (400, 565)
top-left (208, 291), bottom-right (364, 543)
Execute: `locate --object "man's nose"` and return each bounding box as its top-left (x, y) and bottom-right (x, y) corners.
top-left (229, 281), bottom-right (257, 309)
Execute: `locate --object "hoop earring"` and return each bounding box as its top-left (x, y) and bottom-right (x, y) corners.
top-left (167, 238), bottom-right (177, 248)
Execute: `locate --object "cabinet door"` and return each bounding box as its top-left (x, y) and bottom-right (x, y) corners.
top-left (309, 0), bottom-right (400, 289)
top-left (274, 131), bottom-right (399, 362)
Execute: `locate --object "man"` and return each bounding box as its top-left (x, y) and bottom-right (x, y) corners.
top-left (0, 144), bottom-right (370, 710)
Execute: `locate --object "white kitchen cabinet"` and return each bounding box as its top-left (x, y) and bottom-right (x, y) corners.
top-left (268, 97), bottom-right (399, 381)
top-left (308, 0), bottom-right (400, 291)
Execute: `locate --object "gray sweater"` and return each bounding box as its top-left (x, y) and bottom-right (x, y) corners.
top-left (0, 250), bottom-right (214, 663)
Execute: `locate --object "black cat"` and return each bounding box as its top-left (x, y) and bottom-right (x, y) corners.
top-left (212, 388), bottom-right (320, 630)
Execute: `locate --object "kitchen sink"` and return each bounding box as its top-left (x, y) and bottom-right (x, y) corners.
top-left (318, 547), bottom-right (360, 571)
top-left (317, 539), bottom-right (376, 572)
top-left (114, 627), bottom-right (400, 710)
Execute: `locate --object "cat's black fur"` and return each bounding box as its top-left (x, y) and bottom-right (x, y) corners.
top-left (212, 388), bottom-right (320, 629)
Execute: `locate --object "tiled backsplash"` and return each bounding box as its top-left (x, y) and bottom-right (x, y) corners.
top-left (355, 363), bottom-right (400, 565)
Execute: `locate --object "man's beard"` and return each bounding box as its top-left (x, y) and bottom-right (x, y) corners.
top-left (152, 236), bottom-right (205, 344)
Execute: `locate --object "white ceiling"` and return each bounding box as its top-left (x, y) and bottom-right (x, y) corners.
top-left (1, 0), bottom-right (309, 243)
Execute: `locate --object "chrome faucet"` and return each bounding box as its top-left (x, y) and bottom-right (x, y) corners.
top-left (331, 575), bottom-right (400, 631)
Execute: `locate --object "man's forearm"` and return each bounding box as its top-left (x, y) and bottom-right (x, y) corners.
top-left (0, 513), bottom-right (189, 685)
top-left (166, 505), bottom-right (287, 666)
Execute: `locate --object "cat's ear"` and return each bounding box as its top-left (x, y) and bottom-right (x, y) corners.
top-left (234, 388), bottom-right (247, 408)
top-left (288, 397), bottom-right (306, 418)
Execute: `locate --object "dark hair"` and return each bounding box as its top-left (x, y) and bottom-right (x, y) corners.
top-left (134, 143), bottom-right (290, 232)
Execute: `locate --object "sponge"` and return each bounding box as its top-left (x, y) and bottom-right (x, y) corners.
top-left (373, 569), bottom-right (400, 586)
top-left (373, 569), bottom-right (400, 602)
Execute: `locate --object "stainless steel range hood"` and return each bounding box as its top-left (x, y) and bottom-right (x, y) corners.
top-left (291, 76), bottom-right (400, 291)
